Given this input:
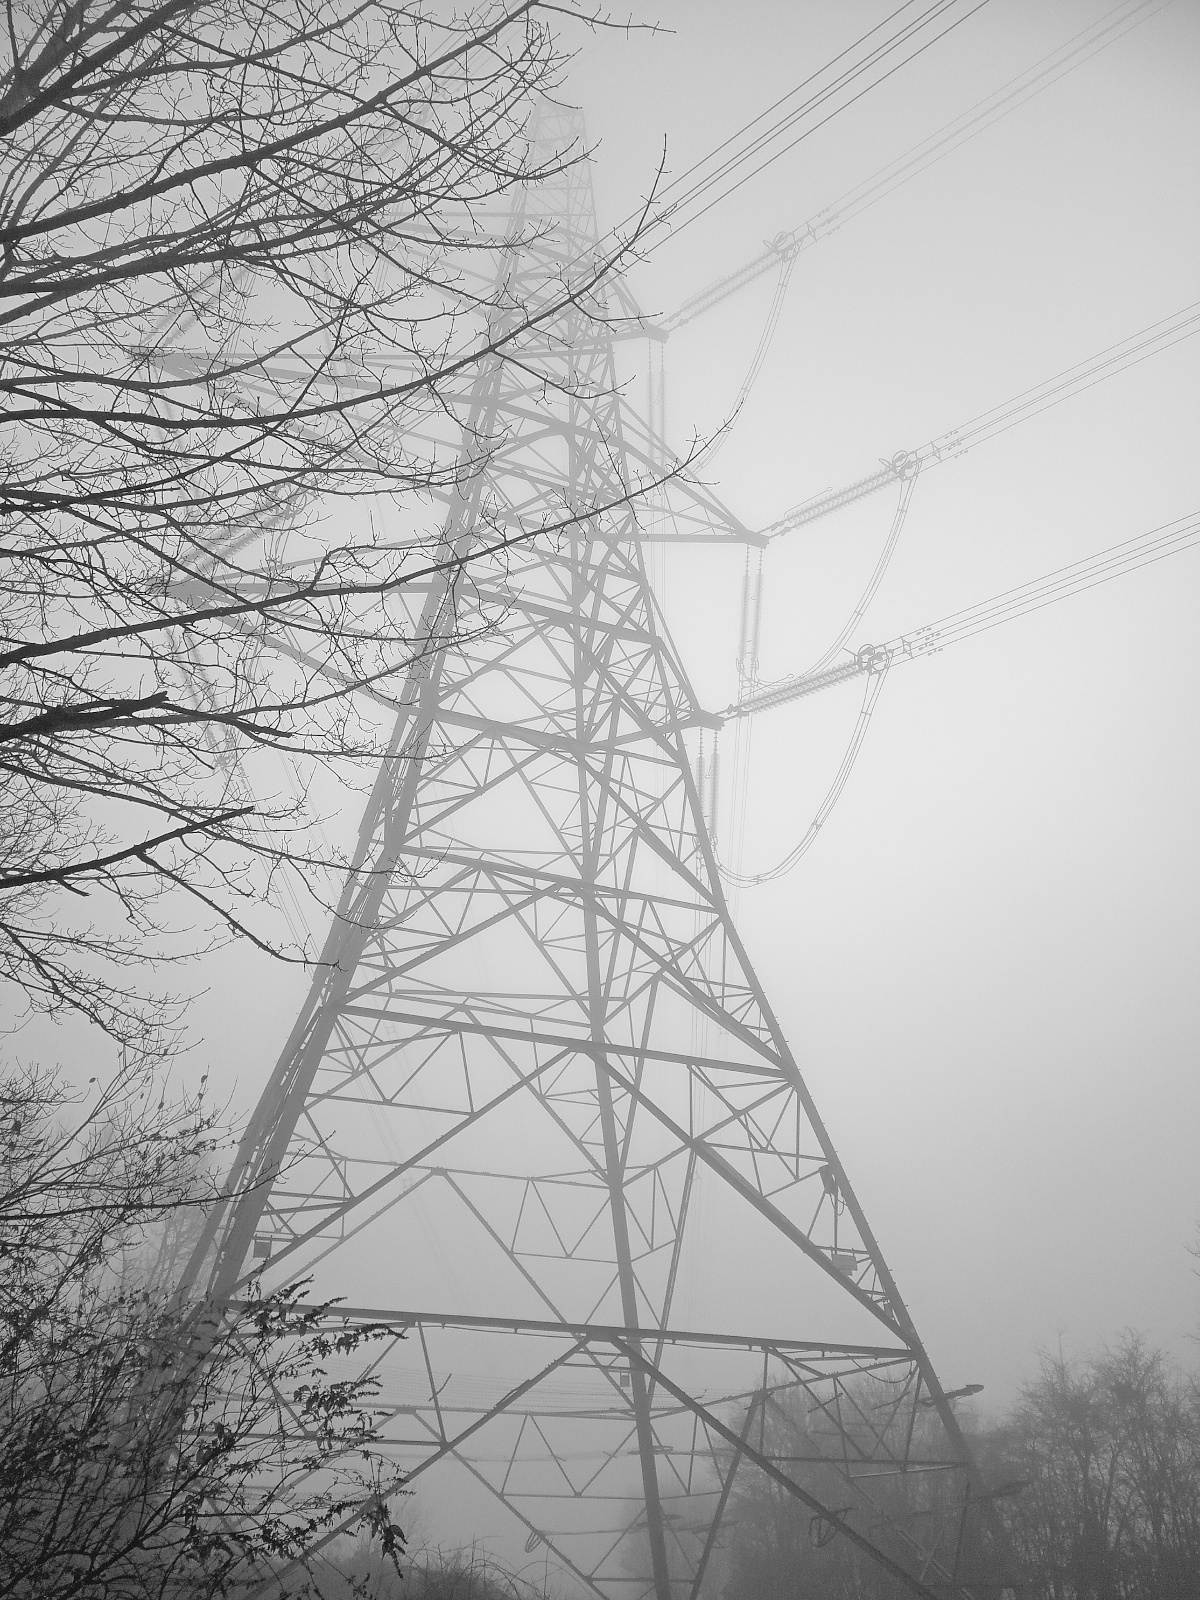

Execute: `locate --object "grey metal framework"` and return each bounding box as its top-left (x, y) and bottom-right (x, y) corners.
top-left (194, 108), bottom-right (998, 1599)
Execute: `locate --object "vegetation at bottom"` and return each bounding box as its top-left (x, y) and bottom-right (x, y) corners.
top-left (717, 1335), bottom-right (1200, 1600)
top-left (324, 1545), bottom-right (562, 1600)
top-left (0, 1061), bottom-right (408, 1599)
top-left (1, 1054), bottom-right (1196, 1598)
top-left (2, 7), bottom-right (1197, 1600)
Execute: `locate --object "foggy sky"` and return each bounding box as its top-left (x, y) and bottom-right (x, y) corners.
top-left (567, 0), bottom-right (1200, 1403)
top-left (93, 1), bottom-right (1200, 1416)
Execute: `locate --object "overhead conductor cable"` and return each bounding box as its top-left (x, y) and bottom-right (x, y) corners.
top-left (718, 511), bottom-right (1200, 884)
top-left (664, 0), bottom-right (1170, 331)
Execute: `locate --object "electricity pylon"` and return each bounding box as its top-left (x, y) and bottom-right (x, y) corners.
top-left (194, 107), bottom-right (998, 1599)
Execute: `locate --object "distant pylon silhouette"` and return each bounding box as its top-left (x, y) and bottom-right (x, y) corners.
top-left (195, 107), bottom-right (999, 1599)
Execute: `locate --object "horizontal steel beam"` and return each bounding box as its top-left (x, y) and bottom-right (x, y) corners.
top-left (249, 1303), bottom-right (911, 1362)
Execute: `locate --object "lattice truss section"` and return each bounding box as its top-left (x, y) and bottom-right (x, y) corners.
top-left (276, 1312), bottom-right (992, 1600)
top-left (199, 106), bottom-right (998, 1600)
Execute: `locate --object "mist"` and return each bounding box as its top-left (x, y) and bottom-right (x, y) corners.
top-left (5, 3), bottom-right (1198, 1597)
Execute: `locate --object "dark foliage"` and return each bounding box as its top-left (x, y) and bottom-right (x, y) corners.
top-left (721, 1342), bottom-right (1200, 1600)
top-left (0, 1060), bottom-right (401, 1598)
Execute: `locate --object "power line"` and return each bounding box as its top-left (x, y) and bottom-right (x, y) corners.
top-left (764, 298), bottom-right (1200, 539)
top-left (731, 511), bottom-right (1200, 722)
top-left (609, 0), bottom-right (992, 260)
top-left (664, 0), bottom-right (1170, 331)
top-left (664, 1), bottom-right (993, 242)
top-left (719, 511), bottom-right (1200, 884)
top-left (651, 1), bottom-right (934, 210)
top-left (718, 670), bottom-right (891, 887)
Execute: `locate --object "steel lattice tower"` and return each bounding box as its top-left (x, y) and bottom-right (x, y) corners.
top-left (195, 108), bottom-right (997, 1599)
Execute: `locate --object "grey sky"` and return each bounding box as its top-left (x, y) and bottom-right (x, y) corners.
top-left (94, 0), bottom-right (1200, 1416)
top-left (560, 0), bottom-right (1200, 1401)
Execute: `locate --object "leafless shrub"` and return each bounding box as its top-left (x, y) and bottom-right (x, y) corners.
top-left (1, 0), bottom-right (657, 1049)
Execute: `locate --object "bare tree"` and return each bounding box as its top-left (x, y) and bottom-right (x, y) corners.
top-left (988, 1337), bottom-right (1200, 1600)
top-left (0, 0), bottom-right (656, 1048)
top-left (0, 1059), bottom-right (409, 1598)
top-left (718, 1385), bottom-right (1008, 1600)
